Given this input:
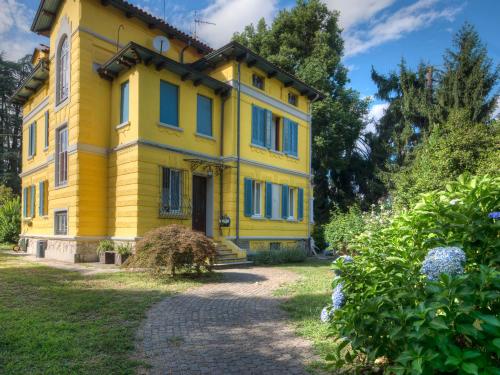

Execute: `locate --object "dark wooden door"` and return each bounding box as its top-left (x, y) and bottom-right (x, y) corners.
top-left (192, 175), bottom-right (207, 234)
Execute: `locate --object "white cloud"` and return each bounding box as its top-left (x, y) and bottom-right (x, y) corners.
top-left (364, 102), bottom-right (389, 133)
top-left (0, 0), bottom-right (31, 34)
top-left (337, 0), bottom-right (462, 57)
top-left (325, 0), bottom-right (396, 30)
top-left (196, 0), bottom-right (278, 47)
top-left (493, 97), bottom-right (500, 120)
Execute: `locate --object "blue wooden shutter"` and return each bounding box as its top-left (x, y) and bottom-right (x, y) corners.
top-left (251, 105), bottom-right (258, 144)
top-left (291, 121), bottom-right (298, 156)
top-left (244, 178), bottom-right (253, 217)
top-left (33, 123), bottom-right (36, 156)
top-left (298, 188), bottom-right (304, 221)
top-left (160, 81), bottom-right (179, 126)
top-left (283, 119), bottom-right (290, 154)
top-left (265, 182), bottom-right (272, 218)
top-left (23, 187), bottom-right (28, 217)
top-left (120, 81), bottom-right (129, 123)
top-left (197, 94), bottom-right (212, 136)
top-left (44, 111), bottom-right (49, 148)
top-left (39, 181), bottom-right (44, 216)
top-left (264, 110), bottom-right (272, 148)
top-left (281, 185), bottom-right (289, 219)
top-left (30, 185), bottom-right (35, 217)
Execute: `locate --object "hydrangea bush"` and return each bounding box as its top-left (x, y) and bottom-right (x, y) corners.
top-left (327, 175), bottom-right (500, 374)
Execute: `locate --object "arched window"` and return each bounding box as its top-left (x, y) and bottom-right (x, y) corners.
top-left (57, 35), bottom-right (69, 104)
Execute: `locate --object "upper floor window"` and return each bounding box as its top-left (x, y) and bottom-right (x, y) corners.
top-left (252, 73), bottom-right (265, 90)
top-left (283, 118), bottom-right (298, 157)
top-left (28, 122), bottom-right (36, 158)
top-left (55, 126), bottom-right (68, 186)
top-left (120, 81), bottom-right (129, 124)
top-left (196, 94), bottom-right (212, 136)
top-left (56, 35), bottom-right (69, 104)
top-left (44, 111), bottom-right (49, 149)
top-left (160, 80), bottom-right (179, 127)
top-left (288, 92), bottom-right (298, 106)
top-left (251, 104), bottom-right (268, 147)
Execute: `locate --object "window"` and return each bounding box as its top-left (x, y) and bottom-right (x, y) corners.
top-left (252, 73), bottom-right (264, 90)
top-left (160, 80), bottom-right (179, 127)
top-left (288, 92), bottom-right (298, 106)
top-left (161, 167), bottom-right (182, 214)
top-left (28, 122), bottom-right (36, 157)
top-left (283, 118), bottom-right (298, 157)
top-left (252, 181), bottom-right (262, 216)
top-left (270, 242), bottom-right (281, 251)
top-left (55, 210), bottom-right (68, 235)
top-left (55, 126), bottom-right (68, 186)
top-left (56, 35), bottom-right (69, 104)
top-left (120, 81), bottom-right (129, 124)
top-left (251, 104), bottom-right (270, 146)
top-left (265, 182), bottom-right (281, 219)
top-left (44, 111), bottom-right (49, 149)
top-left (39, 181), bottom-right (48, 216)
top-left (197, 94), bottom-right (212, 136)
top-left (270, 115), bottom-right (281, 151)
top-left (288, 188), bottom-right (295, 219)
top-left (22, 185), bottom-right (36, 218)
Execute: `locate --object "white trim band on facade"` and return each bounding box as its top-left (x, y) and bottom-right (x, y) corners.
top-left (20, 234), bottom-right (141, 241)
top-left (19, 155), bottom-right (54, 177)
top-left (222, 156), bottom-right (310, 178)
top-left (227, 80), bottom-right (311, 122)
top-left (23, 96), bottom-right (49, 125)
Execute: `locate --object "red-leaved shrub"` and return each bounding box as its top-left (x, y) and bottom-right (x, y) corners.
top-left (125, 225), bottom-right (216, 276)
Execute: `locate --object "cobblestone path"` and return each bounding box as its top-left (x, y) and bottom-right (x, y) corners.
top-left (136, 267), bottom-right (317, 374)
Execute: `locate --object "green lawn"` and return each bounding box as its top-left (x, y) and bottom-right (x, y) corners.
top-left (0, 246), bottom-right (218, 374)
top-left (276, 259), bottom-right (339, 372)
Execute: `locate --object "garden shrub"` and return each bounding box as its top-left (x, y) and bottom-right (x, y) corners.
top-left (124, 225), bottom-right (216, 276)
top-left (97, 240), bottom-right (114, 255)
top-left (248, 247), bottom-right (307, 265)
top-left (0, 197), bottom-right (21, 243)
top-left (328, 175), bottom-right (500, 374)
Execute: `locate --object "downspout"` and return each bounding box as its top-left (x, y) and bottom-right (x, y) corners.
top-left (235, 61), bottom-right (242, 246)
top-left (179, 41), bottom-right (191, 64)
top-left (219, 94), bottom-right (228, 235)
top-left (307, 93), bottom-right (320, 252)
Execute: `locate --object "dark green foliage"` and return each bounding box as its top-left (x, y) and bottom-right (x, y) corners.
top-left (323, 206), bottom-right (365, 254)
top-left (234, 0), bottom-right (374, 222)
top-left (328, 175), bottom-right (500, 373)
top-left (248, 247), bottom-right (307, 265)
top-left (0, 196), bottom-right (20, 243)
top-left (0, 54), bottom-right (32, 194)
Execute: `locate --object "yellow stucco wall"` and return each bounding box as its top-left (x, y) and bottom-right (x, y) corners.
top-left (21, 0), bottom-right (314, 253)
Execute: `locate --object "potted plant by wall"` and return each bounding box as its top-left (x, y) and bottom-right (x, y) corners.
top-left (115, 243), bottom-right (132, 266)
top-left (97, 240), bottom-right (115, 264)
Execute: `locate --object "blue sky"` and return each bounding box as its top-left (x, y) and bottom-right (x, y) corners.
top-left (1, 0), bottom-right (499, 119)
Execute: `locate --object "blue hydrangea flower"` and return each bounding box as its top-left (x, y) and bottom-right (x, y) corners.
top-left (333, 255), bottom-right (354, 276)
top-left (320, 306), bottom-right (333, 323)
top-left (332, 282), bottom-right (345, 309)
top-left (420, 246), bottom-right (466, 281)
top-left (488, 212), bottom-right (500, 220)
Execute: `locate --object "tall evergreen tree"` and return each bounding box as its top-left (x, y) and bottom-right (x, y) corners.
top-left (234, 0), bottom-right (371, 224)
top-left (0, 54), bottom-right (32, 194)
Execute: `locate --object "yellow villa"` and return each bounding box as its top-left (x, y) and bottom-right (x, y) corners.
top-left (12, 0), bottom-right (324, 263)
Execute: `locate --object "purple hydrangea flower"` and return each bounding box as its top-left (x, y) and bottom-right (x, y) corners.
top-left (420, 246), bottom-right (466, 281)
top-left (332, 282), bottom-right (346, 309)
top-left (488, 212), bottom-right (500, 220)
top-left (320, 306), bottom-right (333, 323)
top-left (333, 255), bottom-right (354, 276)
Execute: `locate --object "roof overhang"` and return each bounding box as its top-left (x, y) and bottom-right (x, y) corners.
top-left (98, 42), bottom-right (232, 97)
top-left (31, 0), bottom-right (212, 54)
top-left (10, 60), bottom-right (50, 105)
top-left (191, 41), bottom-right (325, 101)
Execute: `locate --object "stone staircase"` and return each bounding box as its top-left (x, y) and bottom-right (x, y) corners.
top-left (213, 240), bottom-right (253, 268)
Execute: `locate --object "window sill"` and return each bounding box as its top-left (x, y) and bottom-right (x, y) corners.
top-left (27, 156), bottom-right (35, 161)
top-left (269, 149), bottom-right (284, 155)
top-left (285, 153), bottom-right (299, 160)
top-left (251, 215), bottom-right (264, 220)
top-left (250, 143), bottom-right (267, 151)
top-left (54, 97), bottom-right (70, 113)
top-left (43, 147), bottom-right (48, 152)
top-left (287, 217), bottom-right (297, 222)
top-left (195, 132), bottom-right (215, 141)
top-left (116, 121), bottom-right (130, 130)
top-left (54, 183), bottom-right (68, 190)
top-left (158, 122), bottom-right (182, 132)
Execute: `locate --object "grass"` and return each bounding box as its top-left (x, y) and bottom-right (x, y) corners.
top-left (0, 245), bottom-right (218, 374)
top-left (276, 258), bottom-right (339, 372)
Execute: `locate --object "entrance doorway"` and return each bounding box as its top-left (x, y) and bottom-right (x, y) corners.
top-left (192, 175), bottom-right (207, 234)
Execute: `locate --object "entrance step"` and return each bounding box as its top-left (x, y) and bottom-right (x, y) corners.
top-left (213, 260), bottom-right (253, 269)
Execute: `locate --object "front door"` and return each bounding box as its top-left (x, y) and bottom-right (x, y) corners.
top-left (192, 175), bottom-right (207, 234)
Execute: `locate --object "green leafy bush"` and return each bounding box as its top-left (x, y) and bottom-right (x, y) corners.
top-left (0, 197), bottom-right (21, 243)
top-left (116, 243), bottom-right (132, 256)
top-left (329, 175), bottom-right (500, 374)
top-left (124, 225), bottom-right (216, 276)
top-left (97, 240), bottom-right (115, 255)
top-left (248, 247), bottom-right (307, 265)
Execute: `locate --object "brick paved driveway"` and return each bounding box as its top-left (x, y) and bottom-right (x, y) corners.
top-left (136, 267), bottom-right (317, 374)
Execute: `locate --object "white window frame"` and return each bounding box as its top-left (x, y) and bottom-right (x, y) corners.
top-left (271, 184), bottom-right (281, 219)
top-left (252, 181), bottom-right (262, 217)
top-left (161, 167), bottom-right (182, 214)
top-left (54, 209), bottom-right (68, 235)
top-left (56, 35), bottom-right (69, 105)
top-left (288, 188), bottom-right (295, 220)
top-left (55, 125), bottom-right (68, 187)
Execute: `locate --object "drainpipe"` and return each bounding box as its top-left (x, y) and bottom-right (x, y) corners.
top-left (235, 61), bottom-right (242, 246)
top-left (180, 41), bottom-right (191, 64)
top-left (307, 93), bottom-right (320, 252)
top-left (219, 94), bottom-right (228, 235)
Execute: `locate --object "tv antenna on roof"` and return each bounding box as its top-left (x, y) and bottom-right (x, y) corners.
top-left (193, 11), bottom-right (215, 40)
